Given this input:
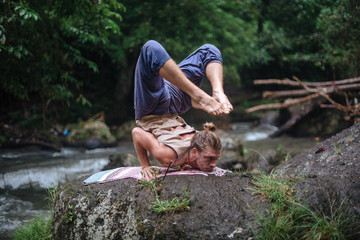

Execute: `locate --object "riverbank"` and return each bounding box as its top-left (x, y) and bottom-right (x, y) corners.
top-left (0, 121), bottom-right (317, 239)
top-left (49, 123), bottom-right (360, 239)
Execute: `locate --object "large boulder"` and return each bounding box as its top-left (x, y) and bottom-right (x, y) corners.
top-left (52, 173), bottom-right (263, 240)
top-left (275, 123), bottom-right (360, 216)
top-left (52, 123), bottom-right (360, 239)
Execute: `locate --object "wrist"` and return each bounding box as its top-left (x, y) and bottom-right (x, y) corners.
top-left (212, 90), bottom-right (224, 96)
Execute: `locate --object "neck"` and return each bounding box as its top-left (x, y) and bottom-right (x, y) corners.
top-left (187, 150), bottom-right (198, 169)
top-left (176, 150), bottom-right (196, 170)
top-left (175, 152), bottom-right (189, 166)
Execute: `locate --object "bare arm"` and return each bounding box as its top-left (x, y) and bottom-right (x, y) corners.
top-left (131, 127), bottom-right (177, 180)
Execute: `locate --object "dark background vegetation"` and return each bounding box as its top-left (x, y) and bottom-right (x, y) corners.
top-left (1, 0), bottom-right (359, 131)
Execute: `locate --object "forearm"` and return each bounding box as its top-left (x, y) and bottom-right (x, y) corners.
top-left (132, 128), bottom-right (152, 168)
top-left (135, 143), bottom-right (151, 168)
top-left (132, 127), bottom-right (157, 180)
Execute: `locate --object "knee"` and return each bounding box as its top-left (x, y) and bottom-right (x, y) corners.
top-left (142, 40), bottom-right (163, 53)
top-left (201, 43), bottom-right (219, 50)
top-left (200, 43), bottom-right (221, 56)
top-left (143, 40), bottom-right (158, 47)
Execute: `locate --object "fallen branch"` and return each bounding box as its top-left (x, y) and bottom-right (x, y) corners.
top-left (248, 76), bottom-right (360, 137)
top-left (254, 76), bottom-right (360, 88)
top-left (293, 76), bottom-right (354, 114)
top-left (246, 93), bottom-right (320, 113)
top-left (271, 98), bottom-right (326, 137)
top-left (263, 83), bottom-right (360, 99)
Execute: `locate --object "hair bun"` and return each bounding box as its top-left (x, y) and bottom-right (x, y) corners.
top-left (203, 122), bottom-right (216, 132)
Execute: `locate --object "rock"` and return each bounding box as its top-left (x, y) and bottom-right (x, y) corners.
top-left (275, 123), bottom-right (360, 216)
top-left (114, 121), bottom-right (137, 140)
top-left (52, 174), bottom-right (264, 240)
top-left (64, 121), bottom-right (117, 149)
top-left (102, 153), bottom-right (139, 170)
top-left (279, 107), bottom-right (352, 137)
top-left (246, 149), bottom-right (284, 174)
top-left (216, 130), bottom-right (244, 171)
top-left (52, 123), bottom-right (360, 239)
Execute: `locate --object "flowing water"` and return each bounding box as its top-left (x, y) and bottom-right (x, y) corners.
top-left (0, 123), bottom-right (317, 239)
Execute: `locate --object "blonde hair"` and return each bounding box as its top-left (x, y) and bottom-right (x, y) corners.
top-left (189, 122), bottom-right (222, 153)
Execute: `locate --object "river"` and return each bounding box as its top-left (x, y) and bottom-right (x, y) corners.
top-left (0, 122), bottom-right (317, 239)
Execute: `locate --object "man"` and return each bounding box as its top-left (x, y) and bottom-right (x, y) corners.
top-left (132, 40), bottom-right (233, 180)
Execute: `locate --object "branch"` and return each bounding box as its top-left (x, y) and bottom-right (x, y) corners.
top-left (254, 76), bottom-right (360, 88)
top-left (293, 76), bottom-right (354, 114)
top-left (254, 78), bottom-right (300, 87)
top-left (249, 76), bottom-right (360, 137)
top-left (246, 93), bottom-right (320, 113)
top-left (263, 83), bottom-right (360, 99)
top-left (271, 98), bottom-right (326, 137)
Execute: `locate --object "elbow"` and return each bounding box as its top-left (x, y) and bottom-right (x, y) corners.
top-left (131, 127), bottom-right (142, 141)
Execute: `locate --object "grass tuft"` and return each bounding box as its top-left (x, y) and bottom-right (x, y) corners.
top-left (152, 188), bottom-right (191, 213)
top-left (12, 216), bottom-right (52, 240)
top-left (12, 185), bottom-right (60, 240)
top-left (138, 170), bottom-right (191, 214)
top-left (250, 171), bottom-right (360, 239)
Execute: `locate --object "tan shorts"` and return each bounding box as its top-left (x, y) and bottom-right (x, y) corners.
top-left (136, 114), bottom-right (196, 158)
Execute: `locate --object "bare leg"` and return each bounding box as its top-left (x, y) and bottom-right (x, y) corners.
top-left (159, 59), bottom-right (229, 116)
top-left (206, 62), bottom-right (233, 113)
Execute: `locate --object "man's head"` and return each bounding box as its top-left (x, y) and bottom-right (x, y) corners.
top-left (189, 122), bottom-right (222, 171)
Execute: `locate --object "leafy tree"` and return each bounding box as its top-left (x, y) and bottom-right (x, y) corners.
top-left (239, 0), bottom-right (360, 82)
top-left (316, 0), bottom-right (360, 79)
top-left (0, 0), bottom-right (124, 127)
top-left (1, 0), bottom-right (359, 129)
top-left (117, 0), bottom-right (262, 98)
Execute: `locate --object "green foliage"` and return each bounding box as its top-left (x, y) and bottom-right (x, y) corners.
top-left (65, 120), bottom-right (115, 143)
top-left (45, 184), bottom-right (60, 211)
top-left (12, 216), bottom-right (52, 240)
top-left (250, 171), bottom-right (359, 239)
top-left (316, 0), bottom-right (360, 78)
top-left (12, 184), bottom-right (60, 240)
top-left (152, 189), bottom-right (191, 214)
top-left (0, 0), bottom-right (124, 125)
top-left (139, 175), bottom-right (162, 196)
top-left (252, 171), bottom-right (295, 211)
top-left (139, 170), bottom-right (191, 214)
top-left (120, 0), bottom-right (262, 86)
top-left (1, 0), bottom-right (360, 128)
top-left (65, 204), bottom-right (74, 224)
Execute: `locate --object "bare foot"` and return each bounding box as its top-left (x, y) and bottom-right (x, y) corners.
top-left (213, 92), bottom-right (233, 114)
top-left (191, 92), bottom-right (227, 116)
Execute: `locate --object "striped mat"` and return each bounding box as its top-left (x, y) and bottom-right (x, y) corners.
top-left (83, 166), bottom-right (229, 185)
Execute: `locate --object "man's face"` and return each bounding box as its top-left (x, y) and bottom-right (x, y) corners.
top-left (192, 147), bottom-right (220, 172)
